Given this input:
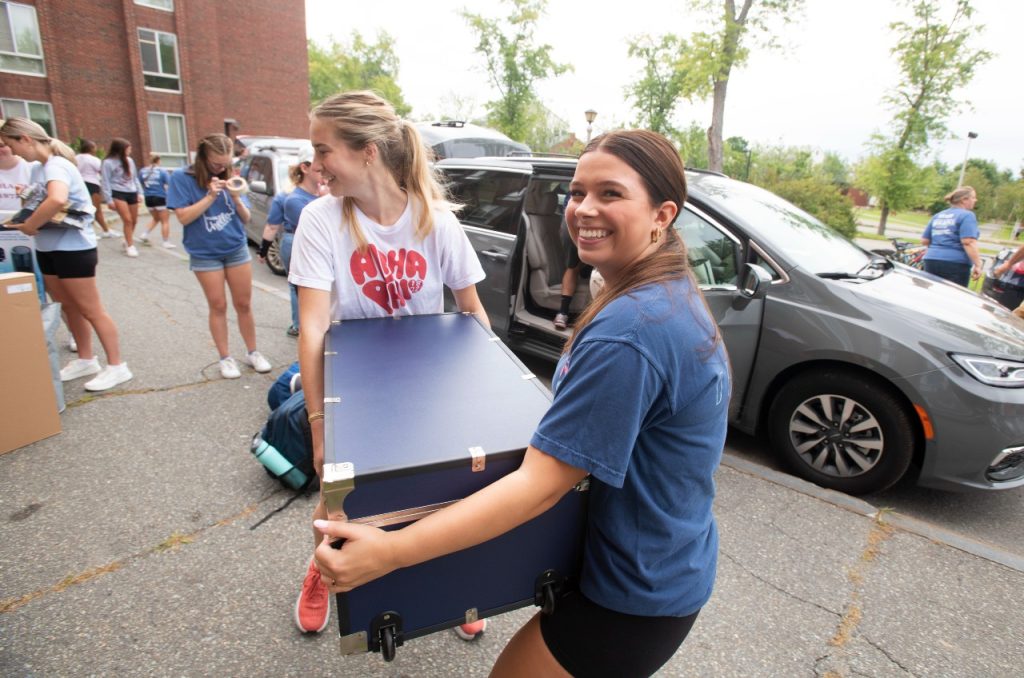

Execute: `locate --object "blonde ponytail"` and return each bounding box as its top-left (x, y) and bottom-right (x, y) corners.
top-left (0, 116), bottom-right (75, 161)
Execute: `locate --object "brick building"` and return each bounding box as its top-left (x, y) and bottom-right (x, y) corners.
top-left (0, 0), bottom-right (309, 168)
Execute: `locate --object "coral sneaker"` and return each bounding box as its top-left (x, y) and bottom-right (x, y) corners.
top-left (454, 618), bottom-right (487, 641)
top-left (294, 558), bottom-right (330, 633)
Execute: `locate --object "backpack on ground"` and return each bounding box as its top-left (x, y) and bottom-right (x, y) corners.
top-left (250, 389), bottom-right (316, 491)
top-left (267, 360), bottom-right (301, 411)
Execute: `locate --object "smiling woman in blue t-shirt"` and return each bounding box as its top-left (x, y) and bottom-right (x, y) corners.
top-left (921, 186), bottom-right (983, 287)
top-left (312, 129), bottom-right (731, 677)
top-left (167, 133), bottom-right (271, 379)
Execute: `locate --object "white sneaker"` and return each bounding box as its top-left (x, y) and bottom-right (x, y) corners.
top-left (68, 336), bottom-right (78, 353)
top-left (125, 245), bottom-right (140, 257)
top-left (138, 233), bottom-right (151, 246)
top-left (162, 241), bottom-right (177, 249)
top-left (102, 229), bottom-right (122, 239)
top-left (244, 350), bottom-right (272, 373)
top-left (219, 357), bottom-right (241, 379)
top-left (60, 357), bottom-right (101, 381)
top-left (84, 363), bottom-right (133, 392)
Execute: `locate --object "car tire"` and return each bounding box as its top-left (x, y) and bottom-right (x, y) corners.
top-left (266, 238), bottom-right (286, 276)
top-left (768, 368), bottom-right (915, 494)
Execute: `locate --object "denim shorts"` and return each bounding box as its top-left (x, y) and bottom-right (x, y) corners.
top-left (189, 244), bottom-right (251, 272)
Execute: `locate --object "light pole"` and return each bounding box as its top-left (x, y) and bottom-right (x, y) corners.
top-left (584, 109), bottom-right (597, 143)
top-left (957, 131), bottom-right (978, 188)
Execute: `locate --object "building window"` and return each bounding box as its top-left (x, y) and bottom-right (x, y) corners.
top-left (0, 98), bottom-right (54, 136)
top-left (148, 112), bottom-right (187, 168)
top-left (0, 1), bottom-right (45, 76)
top-left (135, 0), bottom-right (174, 10)
top-left (138, 28), bottom-right (180, 92)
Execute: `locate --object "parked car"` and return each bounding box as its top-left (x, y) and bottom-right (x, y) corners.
top-left (437, 156), bottom-right (1024, 494)
top-left (416, 121), bottom-right (529, 160)
top-left (981, 247), bottom-right (1024, 311)
top-left (236, 137), bottom-right (310, 275)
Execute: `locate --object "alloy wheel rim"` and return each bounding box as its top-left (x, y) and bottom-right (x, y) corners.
top-left (787, 393), bottom-right (884, 478)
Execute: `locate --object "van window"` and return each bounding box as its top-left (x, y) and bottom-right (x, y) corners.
top-left (676, 209), bottom-right (739, 286)
top-left (444, 169), bottom-right (529, 235)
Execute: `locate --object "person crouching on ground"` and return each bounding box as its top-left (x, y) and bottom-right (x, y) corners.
top-left (313, 129), bottom-right (731, 677)
top-left (288, 90), bottom-right (490, 640)
top-left (1, 117), bottom-right (133, 391)
top-left (166, 133), bottom-right (272, 379)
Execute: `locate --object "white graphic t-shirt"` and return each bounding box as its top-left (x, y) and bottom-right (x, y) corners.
top-left (289, 195), bottom-right (485, 321)
top-left (0, 159), bottom-right (32, 221)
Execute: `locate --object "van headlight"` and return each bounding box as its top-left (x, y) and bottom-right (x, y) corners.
top-left (950, 354), bottom-right (1024, 388)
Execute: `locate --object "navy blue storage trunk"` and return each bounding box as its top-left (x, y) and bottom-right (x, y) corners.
top-left (321, 313), bottom-right (587, 661)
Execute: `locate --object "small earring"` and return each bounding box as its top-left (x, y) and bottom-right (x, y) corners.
top-left (651, 228), bottom-right (661, 244)
top-left (364, 160), bottom-right (369, 168)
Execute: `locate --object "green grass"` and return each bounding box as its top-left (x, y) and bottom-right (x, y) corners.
top-left (855, 232), bottom-right (891, 242)
top-left (854, 207), bottom-right (932, 229)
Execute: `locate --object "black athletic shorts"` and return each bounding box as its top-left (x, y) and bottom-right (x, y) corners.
top-left (111, 189), bottom-right (139, 205)
top-left (35, 248), bottom-right (98, 279)
top-left (85, 181), bottom-right (101, 197)
top-left (540, 590), bottom-right (700, 678)
top-left (144, 195), bottom-right (167, 209)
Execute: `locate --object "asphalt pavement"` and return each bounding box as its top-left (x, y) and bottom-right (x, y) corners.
top-left (2, 213), bottom-right (1022, 677)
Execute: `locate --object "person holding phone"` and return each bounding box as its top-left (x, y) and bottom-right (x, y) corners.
top-left (167, 133), bottom-right (272, 380)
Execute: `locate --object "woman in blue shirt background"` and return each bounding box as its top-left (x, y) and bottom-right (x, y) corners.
top-left (921, 186), bottom-right (983, 287)
top-left (258, 145), bottom-right (321, 336)
top-left (312, 129), bottom-right (730, 677)
top-left (138, 154), bottom-right (174, 248)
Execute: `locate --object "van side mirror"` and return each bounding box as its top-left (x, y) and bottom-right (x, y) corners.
top-left (249, 180), bottom-right (269, 195)
top-left (739, 263), bottom-right (773, 300)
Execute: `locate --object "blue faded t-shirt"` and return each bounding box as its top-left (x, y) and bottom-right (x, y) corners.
top-left (531, 278), bottom-right (730, 617)
top-left (139, 167), bottom-right (170, 199)
top-left (30, 156), bottom-right (98, 253)
top-left (283, 187), bottom-right (317, 233)
top-left (267, 191), bottom-right (287, 227)
top-left (167, 168), bottom-right (250, 259)
top-left (922, 207), bottom-right (979, 264)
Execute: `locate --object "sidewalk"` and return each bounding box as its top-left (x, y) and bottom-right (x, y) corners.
top-left (1, 224), bottom-right (1022, 676)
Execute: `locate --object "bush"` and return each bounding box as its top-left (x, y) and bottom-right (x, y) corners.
top-left (766, 177), bottom-right (858, 239)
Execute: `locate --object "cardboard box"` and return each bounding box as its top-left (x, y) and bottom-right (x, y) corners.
top-left (0, 272), bottom-right (61, 454)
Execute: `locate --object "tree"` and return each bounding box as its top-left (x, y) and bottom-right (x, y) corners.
top-left (676, 0), bottom-right (805, 172)
top-left (307, 32), bottom-right (411, 114)
top-left (865, 0), bottom-right (991, 234)
top-left (461, 0), bottom-right (571, 144)
top-left (625, 34), bottom-right (690, 135)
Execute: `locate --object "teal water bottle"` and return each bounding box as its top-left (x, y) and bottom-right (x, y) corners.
top-left (250, 434), bottom-right (309, 490)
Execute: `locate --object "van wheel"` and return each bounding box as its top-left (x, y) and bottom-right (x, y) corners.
top-left (768, 369), bottom-right (915, 494)
top-left (266, 239), bottom-right (286, 276)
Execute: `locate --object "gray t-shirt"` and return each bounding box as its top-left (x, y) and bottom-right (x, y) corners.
top-left (30, 155), bottom-right (97, 252)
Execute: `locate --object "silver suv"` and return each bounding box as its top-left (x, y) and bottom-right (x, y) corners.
top-left (237, 137), bottom-right (310, 275)
top-left (437, 156), bottom-right (1024, 494)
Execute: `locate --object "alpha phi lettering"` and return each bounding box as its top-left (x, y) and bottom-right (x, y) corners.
top-left (350, 245), bottom-right (428, 313)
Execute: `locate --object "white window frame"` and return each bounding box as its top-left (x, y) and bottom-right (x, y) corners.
top-left (0, 97), bottom-right (55, 136)
top-left (147, 111), bottom-right (188, 168)
top-left (0, 1), bottom-right (45, 77)
top-left (137, 27), bottom-right (180, 93)
top-left (134, 0), bottom-right (174, 11)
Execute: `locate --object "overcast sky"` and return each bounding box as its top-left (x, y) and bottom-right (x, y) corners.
top-left (304, 0), bottom-right (1022, 173)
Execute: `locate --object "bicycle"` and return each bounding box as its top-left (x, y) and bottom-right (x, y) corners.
top-left (871, 238), bottom-right (925, 269)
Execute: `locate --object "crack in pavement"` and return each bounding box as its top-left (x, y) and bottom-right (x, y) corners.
top-left (862, 632), bottom-right (918, 676)
top-left (720, 550), bottom-right (841, 618)
top-left (0, 487), bottom-right (297, 615)
top-left (814, 515), bottom-right (899, 678)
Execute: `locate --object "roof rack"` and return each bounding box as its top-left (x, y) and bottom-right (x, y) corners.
top-left (431, 120), bottom-right (466, 128)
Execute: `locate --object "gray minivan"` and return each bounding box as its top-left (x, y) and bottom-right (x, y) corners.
top-left (437, 156), bottom-right (1024, 494)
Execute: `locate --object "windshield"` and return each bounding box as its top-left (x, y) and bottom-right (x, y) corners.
top-left (693, 177), bottom-right (871, 275)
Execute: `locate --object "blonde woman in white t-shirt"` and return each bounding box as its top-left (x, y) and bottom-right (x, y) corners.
top-left (288, 90), bottom-right (488, 639)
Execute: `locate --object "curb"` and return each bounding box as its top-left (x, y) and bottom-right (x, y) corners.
top-left (720, 453), bottom-right (1024, 574)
